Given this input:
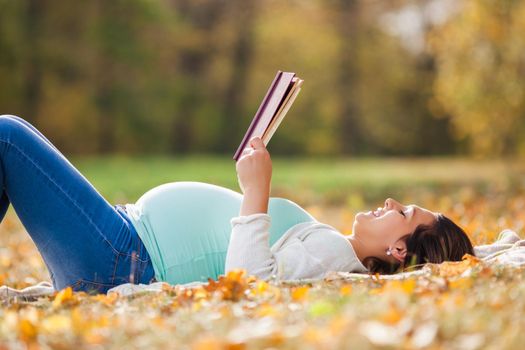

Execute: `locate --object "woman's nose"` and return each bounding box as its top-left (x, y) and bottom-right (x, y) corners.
top-left (385, 198), bottom-right (403, 210)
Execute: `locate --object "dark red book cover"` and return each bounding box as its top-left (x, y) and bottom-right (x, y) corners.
top-left (233, 71), bottom-right (296, 161)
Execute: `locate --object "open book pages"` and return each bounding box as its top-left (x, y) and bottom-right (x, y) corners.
top-left (262, 77), bottom-right (303, 144)
top-left (233, 71), bottom-right (303, 161)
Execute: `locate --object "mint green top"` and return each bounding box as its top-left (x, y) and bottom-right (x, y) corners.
top-left (124, 181), bottom-right (315, 285)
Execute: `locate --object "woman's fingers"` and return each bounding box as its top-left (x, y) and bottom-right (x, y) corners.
top-left (250, 136), bottom-right (265, 150)
top-left (239, 137), bottom-right (266, 160)
top-left (240, 147), bottom-right (253, 158)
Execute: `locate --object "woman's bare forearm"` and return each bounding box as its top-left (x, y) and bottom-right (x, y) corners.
top-left (240, 187), bottom-right (270, 216)
top-left (236, 137), bottom-right (272, 216)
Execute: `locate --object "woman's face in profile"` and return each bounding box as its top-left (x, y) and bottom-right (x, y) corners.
top-left (352, 198), bottom-right (437, 259)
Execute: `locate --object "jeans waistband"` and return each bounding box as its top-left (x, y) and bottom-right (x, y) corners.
top-left (115, 203), bottom-right (127, 214)
top-left (114, 204), bottom-right (147, 259)
top-left (113, 203), bottom-right (157, 284)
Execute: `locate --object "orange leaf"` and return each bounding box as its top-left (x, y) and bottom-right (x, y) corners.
top-left (339, 284), bottom-right (352, 296)
top-left (434, 254), bottom-right (481, 277)
top-left (256, 303), bottom-right (279, 317)
top-left (380, 306), bottom-right (403, 325)
top-left (291, 285), bottom-right (310, 301)
top-left (52, 286), bottom-right (73, 308)
top-left (448, 277), bottom-right (473, 290)
top-left (18, 319), bottom-right (37, 342)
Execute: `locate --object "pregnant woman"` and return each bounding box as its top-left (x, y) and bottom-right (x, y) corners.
top-left (0, 115), bottom-right (474, 293)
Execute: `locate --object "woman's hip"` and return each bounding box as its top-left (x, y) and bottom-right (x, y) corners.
top-left (51, 205), bottom-right (155, 294)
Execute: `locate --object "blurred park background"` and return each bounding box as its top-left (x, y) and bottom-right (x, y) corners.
top-left (1, 0), bottom-right (525, 212)
top-left (2, 0), bottom-right (525, 157)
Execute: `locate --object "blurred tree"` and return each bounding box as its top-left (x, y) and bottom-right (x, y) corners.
top-left (430, 0), bottom-right (525, 155)
top-left (0, 0), bottom-right (476, 156)
top-left (245, 0), bottom-right (344, 156)
top-left (332, 0), bottom-right (364, 155)
top-left (0, 2), bottom-right (22, 116)
top-left (356, 0), bottom-right (456, 155)
top-left (21, 0), bottom-right (44, 125)
top-left (91, 0), bottom-right (175, 154)
top-left (169, 0), bottom-right (227, 153)
top-left (93, 0), bottom-right (118, 154)
top-left (218, 0), bottom-right (258, 153)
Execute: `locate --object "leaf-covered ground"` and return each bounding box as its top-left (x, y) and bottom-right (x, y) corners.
top-left (2, 160), bottom-right (525, 349)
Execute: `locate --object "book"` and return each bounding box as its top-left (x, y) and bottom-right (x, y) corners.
top-left (233, 70), bottom-right (303, 161)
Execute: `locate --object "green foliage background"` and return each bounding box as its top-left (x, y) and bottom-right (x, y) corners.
top-left (0, 0), bottom-right (523, 156)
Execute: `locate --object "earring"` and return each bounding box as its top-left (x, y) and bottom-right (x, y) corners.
top-left (386, 248), bottom-right (392, 256)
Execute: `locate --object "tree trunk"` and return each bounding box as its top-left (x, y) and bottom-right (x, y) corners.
top-left (218, 0), bottom-right (257, 153)
top-left (22, 0), bottom-right (44, 124)
top-left (94, 0), bottom-right (116, 154)
top-left (169, 0), bottom-right (226, 154)
top-left (335, 0), bottom-right (363, 155)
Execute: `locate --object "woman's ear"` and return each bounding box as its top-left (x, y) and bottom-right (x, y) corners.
top-left (391, 240), bottom-right (407, 263)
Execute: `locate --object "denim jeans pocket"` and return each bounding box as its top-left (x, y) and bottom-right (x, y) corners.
top-left (111, 251), bottom-right (153, 286)
top-left (70, 278), bottom-right (117, 294)
top-left (69, 254), bottom-right (152, 294)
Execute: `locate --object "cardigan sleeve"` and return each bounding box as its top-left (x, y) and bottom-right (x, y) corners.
top-left (224, 213), bottom-right (279, 280)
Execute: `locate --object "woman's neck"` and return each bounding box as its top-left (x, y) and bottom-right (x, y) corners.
top-left (346, 234), bottom-right (371, 263)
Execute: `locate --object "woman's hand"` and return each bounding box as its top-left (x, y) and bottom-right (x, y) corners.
top-left (236, 137), bottom-right (272, 215)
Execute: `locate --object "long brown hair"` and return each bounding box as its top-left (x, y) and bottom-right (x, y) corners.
top-left (363, 214), bottom-right (475, 274)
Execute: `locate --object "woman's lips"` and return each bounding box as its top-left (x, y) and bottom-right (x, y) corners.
top-left (365, 208), bottom-right (383, 217)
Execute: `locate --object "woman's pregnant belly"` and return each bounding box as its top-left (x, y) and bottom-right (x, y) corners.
top-left (127, 181), bottom-right (316, 285)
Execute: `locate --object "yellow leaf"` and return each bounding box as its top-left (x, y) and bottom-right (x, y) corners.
top-left (192, 300), bottom-right (203, 312)
top-left (369, 287), bottom-right (384, 295)
top-left (449, 277), bottom-right (473, 290)
top-left (380, 306), bottom-right (403, 325)
top-left (84, 332), bottom-right (106, 345)
top-left (454, 294), bottom-right (465, 306)
top-left (256, 280), bottom-right (269, 293)
top-left (304, 326), bottom-right (322, 345)
top-left (18, 319), bottom-right (37, 341)
top-left (462, 254), bottom-right (481, 265)
top-left (400, 279), bottom-right (416, 294)
top-left (329, 315), bottom-right (350, 335)
top-left (256, 303), bottom-right (278, 318)
top-left (53, 286), bottom-right (73, 308)
top-left (193, 286), bottom-right (209, 300)
top-left (383, 280), bottom-right (415, 294)
top-left (291, 285), bottom-right (310, 301)
top-left (340, 284), bottom-right (352, 296)
top-left (41, 315), bottom-right (72, 334)
top-left (436, 254), bottom-right (481, 277)
top-left (192, 336), bottom-right (223, 350)
top-left (226, 269), bottom-right (246, 282)
top-left (0, 256), bottom-right (11, 267)
top-left (92, 292), bottom-right (119, 306)
top-left (249, 280), bottom-right (282, 301)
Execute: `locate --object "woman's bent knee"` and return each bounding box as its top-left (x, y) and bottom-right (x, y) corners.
top-left (0, 114), bottom-right (26, 123)
top-left (0, 115), bottom-right (34, 142)
top-left (0, 114), bottom-right (29, 125)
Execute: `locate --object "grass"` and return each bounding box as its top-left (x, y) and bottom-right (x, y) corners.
top-left (1, 156), bottom-right (525, 349)
top-left (69, 155), bottom-right (525, 205)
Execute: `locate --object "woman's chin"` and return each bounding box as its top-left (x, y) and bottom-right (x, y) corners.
top-left (353, 212), bottom-right (375, 236)
top-left (355, 211), bottom-right (372, 223)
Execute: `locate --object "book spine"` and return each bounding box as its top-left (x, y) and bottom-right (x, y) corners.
top-left (234, 72), bottom-right (295, 160)
top-left (233, 71), bottom-right (283, 161)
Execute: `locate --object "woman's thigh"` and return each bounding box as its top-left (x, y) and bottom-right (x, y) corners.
top-left (0, 115), bottom-right (151, 291)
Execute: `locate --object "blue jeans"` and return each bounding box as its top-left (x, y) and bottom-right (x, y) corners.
top-left (0, 114), bottom-right (155, 293)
